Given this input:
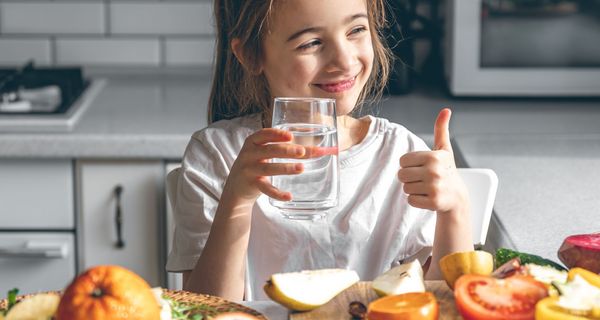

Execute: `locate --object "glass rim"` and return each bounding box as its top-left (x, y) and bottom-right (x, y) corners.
top-left (274, 97), bottom-right (336, 104)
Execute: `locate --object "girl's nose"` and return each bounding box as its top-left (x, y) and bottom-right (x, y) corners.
top-left (325, 40), bottom-right (354, 73)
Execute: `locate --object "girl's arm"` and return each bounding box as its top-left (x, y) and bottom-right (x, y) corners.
top-left (397, 108), bottom-right (474, 279)
top-left (183, 128), bottom-right (307, 300)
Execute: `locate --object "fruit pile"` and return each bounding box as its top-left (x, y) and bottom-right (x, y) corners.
top-left (0, 265), bottom-right (260, 320)
top-left (263, 232), bottom-right (600, 320)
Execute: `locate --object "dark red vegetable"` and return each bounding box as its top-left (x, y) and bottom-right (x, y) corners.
top-left (558, 233), bottom-right (600, 273)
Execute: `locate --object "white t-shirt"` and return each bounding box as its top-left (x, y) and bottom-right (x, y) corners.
top-left (166, 113), bottom-right (436, 301)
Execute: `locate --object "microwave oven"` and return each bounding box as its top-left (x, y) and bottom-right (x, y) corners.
top-left (445, 0), bottom-right (600, 96)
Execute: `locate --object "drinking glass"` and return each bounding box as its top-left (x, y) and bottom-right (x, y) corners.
top-left (269, 97), bottom-right (339, 220)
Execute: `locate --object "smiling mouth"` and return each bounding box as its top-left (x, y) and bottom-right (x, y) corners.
top-left (314, 76), bottom-right (357, 93)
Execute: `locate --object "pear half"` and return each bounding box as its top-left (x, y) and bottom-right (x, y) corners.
top-left (372, 260), bottom-right (425, 297)
top-left (263, 269), bottom-right (359, 311)
top-left (5, 293), bottom-right (60, 320)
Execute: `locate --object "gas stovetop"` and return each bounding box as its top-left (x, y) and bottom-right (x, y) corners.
top-left (0, 61), bottom-right (90, 114)
top-left (0, 61), bottom-right (105, 132)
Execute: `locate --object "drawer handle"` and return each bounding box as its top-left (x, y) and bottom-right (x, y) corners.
top-left (0, 241), bottom-right (68, 259)
top-left (114, 185), bottom-right (125, 249)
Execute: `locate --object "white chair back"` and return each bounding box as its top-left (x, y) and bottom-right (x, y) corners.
top-left (165, 166), bottom-right (183, 290)
top-left (458, 168), bottom-right (498, 247)
top-left (166, 166), bottom-right (181, 212)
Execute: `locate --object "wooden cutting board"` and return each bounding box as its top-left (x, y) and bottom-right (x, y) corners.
top-left (290, 281), bottom-right (462, 320)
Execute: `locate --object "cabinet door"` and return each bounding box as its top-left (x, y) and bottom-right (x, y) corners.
top-left (0, 159), bottom-right (73, 229)
top-left (77, 160), bottom-right (163, 287)
top-left (0, 232), bottom-right (76, 295)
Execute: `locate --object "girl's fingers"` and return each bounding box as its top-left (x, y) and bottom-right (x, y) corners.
top-left (262, 143), bottom-right (306, 159)
top-left (250, 128), bottom-right (293, 145)
top-left (256, 178), bottom-right (292, 201)
top-left (397, 167), bottom-right (423, 183)
top-left (402, 181), bottom-right (429, 196)
top-left (399, 151), bottom-right (431, 168)
top-left (255, 162), bottom-right (304, 176)
top-left (407, 195), bottom-right (433, 210)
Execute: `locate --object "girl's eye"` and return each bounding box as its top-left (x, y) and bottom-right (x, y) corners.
top-left (298, 40), bottom-right (321, 51)
top-left (349, 26), bottom-right (367, 36)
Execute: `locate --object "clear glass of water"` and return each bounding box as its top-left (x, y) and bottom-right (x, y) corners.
top-left (269, 97), bottom-right (339, 220)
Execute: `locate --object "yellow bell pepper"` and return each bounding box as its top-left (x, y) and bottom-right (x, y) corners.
top-left (568, 268), bottom-right (600, 289)
top-left (535, 297), bottom-right (593, 320)
top-left (438, 250), bottom-right (493, 289)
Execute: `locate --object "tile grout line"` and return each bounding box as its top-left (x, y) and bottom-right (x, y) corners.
top-left (159, 35), bottom-right (166, 67)
top-left (51, 36), bottom-right (57, 66)
top-left (105, 0), bottom-right (110, 36)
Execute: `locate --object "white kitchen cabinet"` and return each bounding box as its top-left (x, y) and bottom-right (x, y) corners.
top-left (0, 159), bottom-right (73, 229)
top-left (77, 160), bottom-right (164, 287)
top-left (0, 233), bottom-right (76, 295)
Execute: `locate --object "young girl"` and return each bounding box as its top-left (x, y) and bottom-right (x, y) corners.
top-left (166, 0), bottom-right (473, 301)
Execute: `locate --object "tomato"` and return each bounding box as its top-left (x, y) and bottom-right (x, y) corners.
top-left (367, 292), bottom-right (438, 320)
top-left (454, 275), bottom-right (548, 320)
top-left (535, 297), bottom-right (592, 320)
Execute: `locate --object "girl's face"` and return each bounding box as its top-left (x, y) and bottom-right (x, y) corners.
top-left (260, 0), bottom-right (374, 116)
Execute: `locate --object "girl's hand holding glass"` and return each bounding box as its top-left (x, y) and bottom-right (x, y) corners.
top-left (224, 128), bottom-right (307, 204)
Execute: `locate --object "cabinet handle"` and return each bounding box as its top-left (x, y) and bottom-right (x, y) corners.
top-left (114, 185), bottom-right (125, 249)
top-left (0, 241), bottom-right (68, 259)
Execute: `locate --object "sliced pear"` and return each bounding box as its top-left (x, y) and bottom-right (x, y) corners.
top-left (372, 260), bottom-right (425, 297)
top-left (5, 293), bottom-right (60, 320)
top-left (263, 269), bottom-right (359, 311)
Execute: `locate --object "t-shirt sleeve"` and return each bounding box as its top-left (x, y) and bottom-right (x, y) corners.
top-left (166, 130), bottom-right (233, 272)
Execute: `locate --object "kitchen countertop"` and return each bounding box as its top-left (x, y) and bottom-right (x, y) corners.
top-left (0, 73), bottom-right (209, 159)
top-left (1, 71), bottom-right (600, 261)
top-left (454, 134), bottom-right (600, 263)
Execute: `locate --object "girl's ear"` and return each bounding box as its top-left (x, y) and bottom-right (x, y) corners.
top-left (231, 38), bottom-right (263, 75)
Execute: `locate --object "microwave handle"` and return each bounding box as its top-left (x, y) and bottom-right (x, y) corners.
top-left (0, 241), bottom-right (68, 259)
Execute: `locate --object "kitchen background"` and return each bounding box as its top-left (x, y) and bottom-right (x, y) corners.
top-left (1, 0), bottom-right (600, 298)
top-left (0, 0), bottom-right (214, 67)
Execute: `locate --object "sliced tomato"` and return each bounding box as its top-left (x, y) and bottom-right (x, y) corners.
top-left (454, 274), bottom-right (548, 320)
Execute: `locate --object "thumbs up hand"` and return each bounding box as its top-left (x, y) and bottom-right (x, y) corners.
top-left (398, 108), bottom-right (468, 214)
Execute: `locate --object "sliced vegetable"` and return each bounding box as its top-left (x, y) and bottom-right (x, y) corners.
top-left (367, 292), bottom-right (438, 320)
top-left (454, 274), bottom-right (548, 320)
top-left (495, 248), bottom-right (566, 271)
top-left (568, 267), bottom-right (600, 289)
top-left (558, 233), bottom-right (600, 274)
top-left (554, 275), bottom-right (600, 317)
top-left (535, 297), bottom-right (593, 320)
top-left (439, 250), bottom-right (494, 289)
top-left (522, 264), bottom-right (567, 286)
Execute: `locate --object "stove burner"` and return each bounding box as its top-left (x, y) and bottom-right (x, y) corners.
top-left (0, 61), bottom-right (90, 115)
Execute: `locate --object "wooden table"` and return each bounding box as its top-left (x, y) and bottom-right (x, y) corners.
top-left (288, 280), bottom-right (461, 320)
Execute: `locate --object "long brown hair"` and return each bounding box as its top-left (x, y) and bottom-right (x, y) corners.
top-left (208, 0), bottom-right (391, 124)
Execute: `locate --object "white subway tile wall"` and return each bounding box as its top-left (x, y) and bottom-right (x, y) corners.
top-left (0, 1), bottom-right (215, 67)
top-left (0, 38), bottom-right (52, 65)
